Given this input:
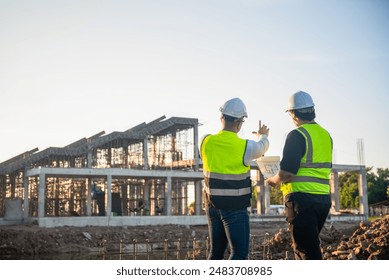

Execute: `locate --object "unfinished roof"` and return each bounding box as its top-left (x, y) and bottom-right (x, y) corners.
top-left (0, 116), bottom-right (198, 175)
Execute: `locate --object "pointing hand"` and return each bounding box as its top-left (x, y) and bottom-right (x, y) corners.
top-left (252, 120), bottom-right (269, 137)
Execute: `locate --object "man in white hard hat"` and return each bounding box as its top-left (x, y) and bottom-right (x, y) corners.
top-left (267, 91), bottom-right (333, 260)
top-left (199, 97), bottom-right (270, 260)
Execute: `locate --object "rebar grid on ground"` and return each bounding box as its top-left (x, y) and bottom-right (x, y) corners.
top-left (98, 233), bottom-right (280, 260)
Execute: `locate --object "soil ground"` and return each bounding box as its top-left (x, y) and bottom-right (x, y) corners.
top-left (0, 219), bottom-right (370, 260)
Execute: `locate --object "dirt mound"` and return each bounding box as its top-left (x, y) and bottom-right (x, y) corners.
top-left (262, 215), bottom-right (389, 260)
top-left (324, 215), bottom-right (389, 260)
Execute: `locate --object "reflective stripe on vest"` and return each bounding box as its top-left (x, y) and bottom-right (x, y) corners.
top-left (281, 124), bottom-right (332, 196)
top-left (200, 131), bottom-right (252, 209)
top-left (291, 176), bottom-right (329, 185)
top-left (203, 185), bottom-right (252, 196)
top-left (202, 170), bottom-right (251, 181)
top-left (202, 171), bottom-right (251, 197)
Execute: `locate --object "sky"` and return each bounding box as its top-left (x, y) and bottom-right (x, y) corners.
top-left (1, 0), bottom-right (388, 170)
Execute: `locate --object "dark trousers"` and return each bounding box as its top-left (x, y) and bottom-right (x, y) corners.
top-left (285, 198), bottom-right (331, 260)
top-left (205, 207), bottom-right (250, 260)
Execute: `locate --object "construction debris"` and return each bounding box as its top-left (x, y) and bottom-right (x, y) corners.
top-left (324, 215), bottom-right (389, 260)
top-left (261, 215), bottom-right (389, 260)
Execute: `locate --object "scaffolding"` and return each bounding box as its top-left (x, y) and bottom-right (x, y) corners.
top-left (0, 116), bottom-right (201, 220)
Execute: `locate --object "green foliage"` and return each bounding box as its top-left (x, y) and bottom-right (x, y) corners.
top-left (338, 167), bottom-right (389, 209)
top-left (270, 187), bottom-right (283, 205)
top-left (339, 171), bottom-right (360, 208)
top-left (251, 185), bottom-right (258, 207)
top-left (367, 168), bottom-right (389, 204)
top-left (251, 183), bottom-right (283, 207)
top-left (339, 181), bottom-right (359, 208)
top-left (368, 216), bottom-right (381, 222)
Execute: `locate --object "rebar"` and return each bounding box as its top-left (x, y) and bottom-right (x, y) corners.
top-left (119, 239), bottom-right (123, 260)
top-left (132, 239), bottom-right (137, 260)
top-left (100, 234), bottom-right (276, 260)
top-left (205, 236), bottom-right (209, 259)
top-left (176, 238), bottom-right (181, 260)
top-left (99, 239), bottom-right (107, 260)
top-left (263, 233), bottom-right (271, 260)
top-left (192, 238), bottom-right (196, 260)
top-left (145, 239), bottom-right (150, 260)
top-left (164, 239), bottom-right (169, 260)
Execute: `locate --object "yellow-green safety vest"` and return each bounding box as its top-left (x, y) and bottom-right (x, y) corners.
top-left (201, 130), bottom-right (252, 209)
top-left (281, 123), bottom-right (332, 197)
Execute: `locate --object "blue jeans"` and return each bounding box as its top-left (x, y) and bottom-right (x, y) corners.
top-left (205, 206), bottom-right (250, 260)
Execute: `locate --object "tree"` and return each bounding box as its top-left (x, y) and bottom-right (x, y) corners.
top-left (338, 171), bottom-right (360, 208)
top-left (270, 186), bottom-right (283, 205)
top-left (368, 168), bottom-right (389, 204)
top-left (338, 167), bottom-right (389, 209)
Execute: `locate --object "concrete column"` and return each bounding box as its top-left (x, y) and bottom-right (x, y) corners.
top-left (331, 171), bottom-right (340, 212)
top-left (38, 172), bottom-right (46, 218)
top-left (0, 175), bottom-right (5, 198)
top-left (87, 144), bottom-right (93, 168)
top-left (358, 167), bottom-right (368, 219)
top-left (175, 182), bottom-right (183, 215)
top-left (195, 180), bottom-right (202, 215)
top-left (166, 176), bottom-right (172, 216)
top-left (150, 137), bottom-right (156, 168)
top-left (86, 178), bottom-right (92, 216)
top-left (106, 175), bottom-right (112, 217)
top-left (264, 184), bottom-right (271, 214)
top-left (143, 179), bottom-right (150, 215)
top-left (23, 170), bottom-right (29, 220)
top-left (193, 124), bottom-right (199, 171)
top-left (256, 185), bottom-right (265, 214)
top-left (123, 139), bottom-right (129, 168)
top-left (256, 170), bottom-right (265, 214)
top-left (176, 181), bottom-right (182, 215)
top-left (171, 131), bottom-right (177, 167)
top-left (143, 138), bottom-right (148, 170)
top-left (183, 182), bottom-right (188, 215)
top-left (255, 184), bottom-right (261, 215)
top-left (11, 174), bottom-right (16, 198)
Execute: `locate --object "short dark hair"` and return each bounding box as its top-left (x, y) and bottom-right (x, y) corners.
top-left (222, 114), bottom-right (239, 123)
top-left (293, 108), bottom-right (316, 121)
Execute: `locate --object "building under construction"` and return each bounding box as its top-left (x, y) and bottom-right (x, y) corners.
top-left (0, 116), bottom-right (211, 226)
top-left (0, 115), bottom-right (369, 227)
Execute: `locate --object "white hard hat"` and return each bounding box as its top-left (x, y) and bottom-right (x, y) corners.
top-left (286, 91), bottom-right (315, 111)
top-left (220, 98), bottom-right (248, 118)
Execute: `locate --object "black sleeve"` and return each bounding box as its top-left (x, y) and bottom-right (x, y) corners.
top-left (280, 129), bottom-right (306, 174)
